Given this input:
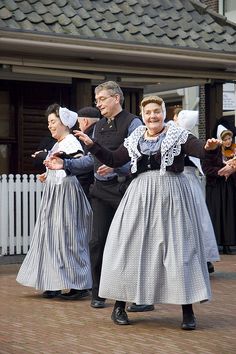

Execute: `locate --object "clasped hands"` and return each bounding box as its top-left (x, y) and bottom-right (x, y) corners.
top-left (218, 157), bottom-right (236, 179)
top-left (43, 130), bottom-right (92, 170)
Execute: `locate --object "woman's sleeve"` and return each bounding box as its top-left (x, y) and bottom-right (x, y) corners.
top-left (183, 134), bottom-right (221, 176)
top-left (201, 150), bottom-right (222, 177)
top-left (182, 134), bottom-right (206, 158)
top-left (88, 142), bottom-right (130, 168)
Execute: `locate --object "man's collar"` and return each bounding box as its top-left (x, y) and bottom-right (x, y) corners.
top-left (105, 108), bottom-right (123, 123)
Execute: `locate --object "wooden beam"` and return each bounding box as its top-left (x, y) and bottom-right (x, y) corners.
top-left (205, 82), bottom-right (223, 138)
top-left (72, 79), bottom-right (92, 112)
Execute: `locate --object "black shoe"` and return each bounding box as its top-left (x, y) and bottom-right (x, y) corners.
top-left (42, 290), bottom-right (61, 299)
top-left (223, 246), bottom-right (232, 255)
top-left (207, 262), bottom-right (215, 274)
top-left (111, 307), bottom-right (130, 325)
top-left (127, 303), bottom-right (155, 312)
top-left (181, 315), bottom-right (196, 330)
top-left (90, 299), bottom-right (106, 308)
top-left (59, 289), bottom-right (90, 300)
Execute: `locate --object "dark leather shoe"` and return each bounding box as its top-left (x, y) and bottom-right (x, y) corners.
top-left (111, 307), bottom-right (130, 325)
top-left (59, 289), bottom-right (90, 300)
top-left (181, 315), bottom-right (196, 330)
top-left (42, 290), bottom-right (61, 299)
top-left (127, 303), bottom-right (155, 312)
top-left (90, 299), bottom-right (105, 308)
top-left (207, 262), bottom-right (215, 274)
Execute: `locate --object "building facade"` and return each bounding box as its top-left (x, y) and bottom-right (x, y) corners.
top-left (1, 0), bottom-right (236, 174)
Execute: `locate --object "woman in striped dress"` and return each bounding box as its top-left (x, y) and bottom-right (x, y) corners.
top-left (16, 104), bottom-right (92, 299)
top-left (77, 96), bottom-right (220, 330)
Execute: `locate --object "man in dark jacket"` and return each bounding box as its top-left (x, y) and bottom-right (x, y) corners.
top-left (45, 82), bottom-right (154, 315)
top-left (76, 106), bottom-right (100, 200)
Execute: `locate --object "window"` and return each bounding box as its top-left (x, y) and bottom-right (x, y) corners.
top-left (0, 90), bottom-right (15, 174)
top-left (0, 144), bottom-right (9, 173)
top-left (219, 0), bottom-right (236, 22)
top-left (0, 91), bottom-right (11, 138)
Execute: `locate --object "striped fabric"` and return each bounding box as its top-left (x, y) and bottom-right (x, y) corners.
top-left (16, 175), bottom-right (92, 291)
top-left (99, 170), bottom-right (212, 305)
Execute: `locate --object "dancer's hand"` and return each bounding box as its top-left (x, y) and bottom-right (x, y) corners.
top-left (44, 156), bottom-right (64, 170)
top-left (73, 130), bottom-right (94, 146)
top-left (204, 138), bottom-right (221, 150)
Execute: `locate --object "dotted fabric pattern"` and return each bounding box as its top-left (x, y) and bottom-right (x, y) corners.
top-left (99, 170), bottom-right (212, 305)
top-left (183, 166), bottom-right (220, 262)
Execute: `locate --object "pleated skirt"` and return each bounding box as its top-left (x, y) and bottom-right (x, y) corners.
top-left (16, 175), bottom-right (93, 291)
top-left (99, 170), bottom-right (212, 305)
top-left (206, 176), bottom-right (236, 246)
top-left (183, 167), bottom-right (220, 262)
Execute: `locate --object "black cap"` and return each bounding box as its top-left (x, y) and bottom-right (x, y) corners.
top-left (77, 107), bottom-right (101, 118)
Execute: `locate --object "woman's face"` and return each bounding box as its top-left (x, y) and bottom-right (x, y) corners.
top-left (222, 135), bottom-right (232, 148)
top-left (142, 102), bottom-right (164, 132)
top-left (48, 113), bottom-right (67, 141)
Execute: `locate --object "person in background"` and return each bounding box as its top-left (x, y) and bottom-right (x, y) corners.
top-left (75, 106), bottom-right (100, 201)
top-left (220, 129), bottom-right (236, 163)
top-left (173, 109), bottom-right (220, 273)
top-left (202, 126), bottom-right (236, 255)
top-left (45, 82), bottom-right (153, 312)
top-left (76, 95), bottom-right (220, 330)
top-left (17, 103), bottom-right (93, 300)
top-left (212, 116), bottom-right (236, 140)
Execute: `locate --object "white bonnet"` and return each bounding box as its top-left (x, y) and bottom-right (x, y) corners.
top-left (177, 110), bottom-right (198, 131)
top-left (59, 107), bottom-right (78, 129)
top-left (216, 124), bottom-right (227, 140)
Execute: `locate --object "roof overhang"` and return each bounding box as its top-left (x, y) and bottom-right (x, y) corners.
top-left (1, 30), bottom-right (236, 90)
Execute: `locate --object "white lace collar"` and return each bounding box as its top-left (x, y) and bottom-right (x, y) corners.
top-left (124, 121), bottom-right (189, 175)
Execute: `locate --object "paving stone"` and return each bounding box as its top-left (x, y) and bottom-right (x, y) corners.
top-left (0, 254), bottom-right (235, 354)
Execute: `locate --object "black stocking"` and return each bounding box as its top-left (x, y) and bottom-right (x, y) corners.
top-left (182, 304), bottom-right (194, 321)
top-left (114, 300), bottom-right (126, 310)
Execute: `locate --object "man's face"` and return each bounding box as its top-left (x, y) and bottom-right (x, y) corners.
top-left (77, 117), bottom-right (86, 132)
top-left (95, 89), bottom-right (119, 118)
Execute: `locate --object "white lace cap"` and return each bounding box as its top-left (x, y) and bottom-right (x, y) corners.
top-left (59, 107), bottom-right (78, 128)
top-left (216, 124), bottom-right (227, 140)
top-left (177, 110), bottom-right (198, 131)
top-left (161, 101), bottom-right (166, 120)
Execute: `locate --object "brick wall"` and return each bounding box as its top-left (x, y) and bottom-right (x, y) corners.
top-left (198, 1), bottom-right (218, 139)
top-left (200, 0), bottom-right (218, 12)
top-left (199, 86), bottom-right (206, 140)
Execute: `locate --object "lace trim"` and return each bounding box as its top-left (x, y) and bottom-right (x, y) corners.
top-left (124, 126), bottom-right (146, 173)
top-left (160, 121), bottom-right (189, 175)
top-left (124, 122), bottom-right (189, 175)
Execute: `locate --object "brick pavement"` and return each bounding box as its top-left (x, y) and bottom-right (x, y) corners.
top-left (0, 255), bottom-right (236, 354)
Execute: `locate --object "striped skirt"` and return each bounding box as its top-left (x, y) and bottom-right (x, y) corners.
top-left (99, 170), bottom-right (212, 305)
top-left (16, 175), bottom-right (92, 291)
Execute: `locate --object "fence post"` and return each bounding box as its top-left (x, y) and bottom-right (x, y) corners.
top-left (22, 174), bottom-right (29, 254)
top-left (0, 175), bottom-right (9, 255)
top-left (8, 175), bottom-right (15, 255)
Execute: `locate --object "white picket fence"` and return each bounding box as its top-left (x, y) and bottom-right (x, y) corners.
top-left (0, 174), bottom-right (43, 256)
